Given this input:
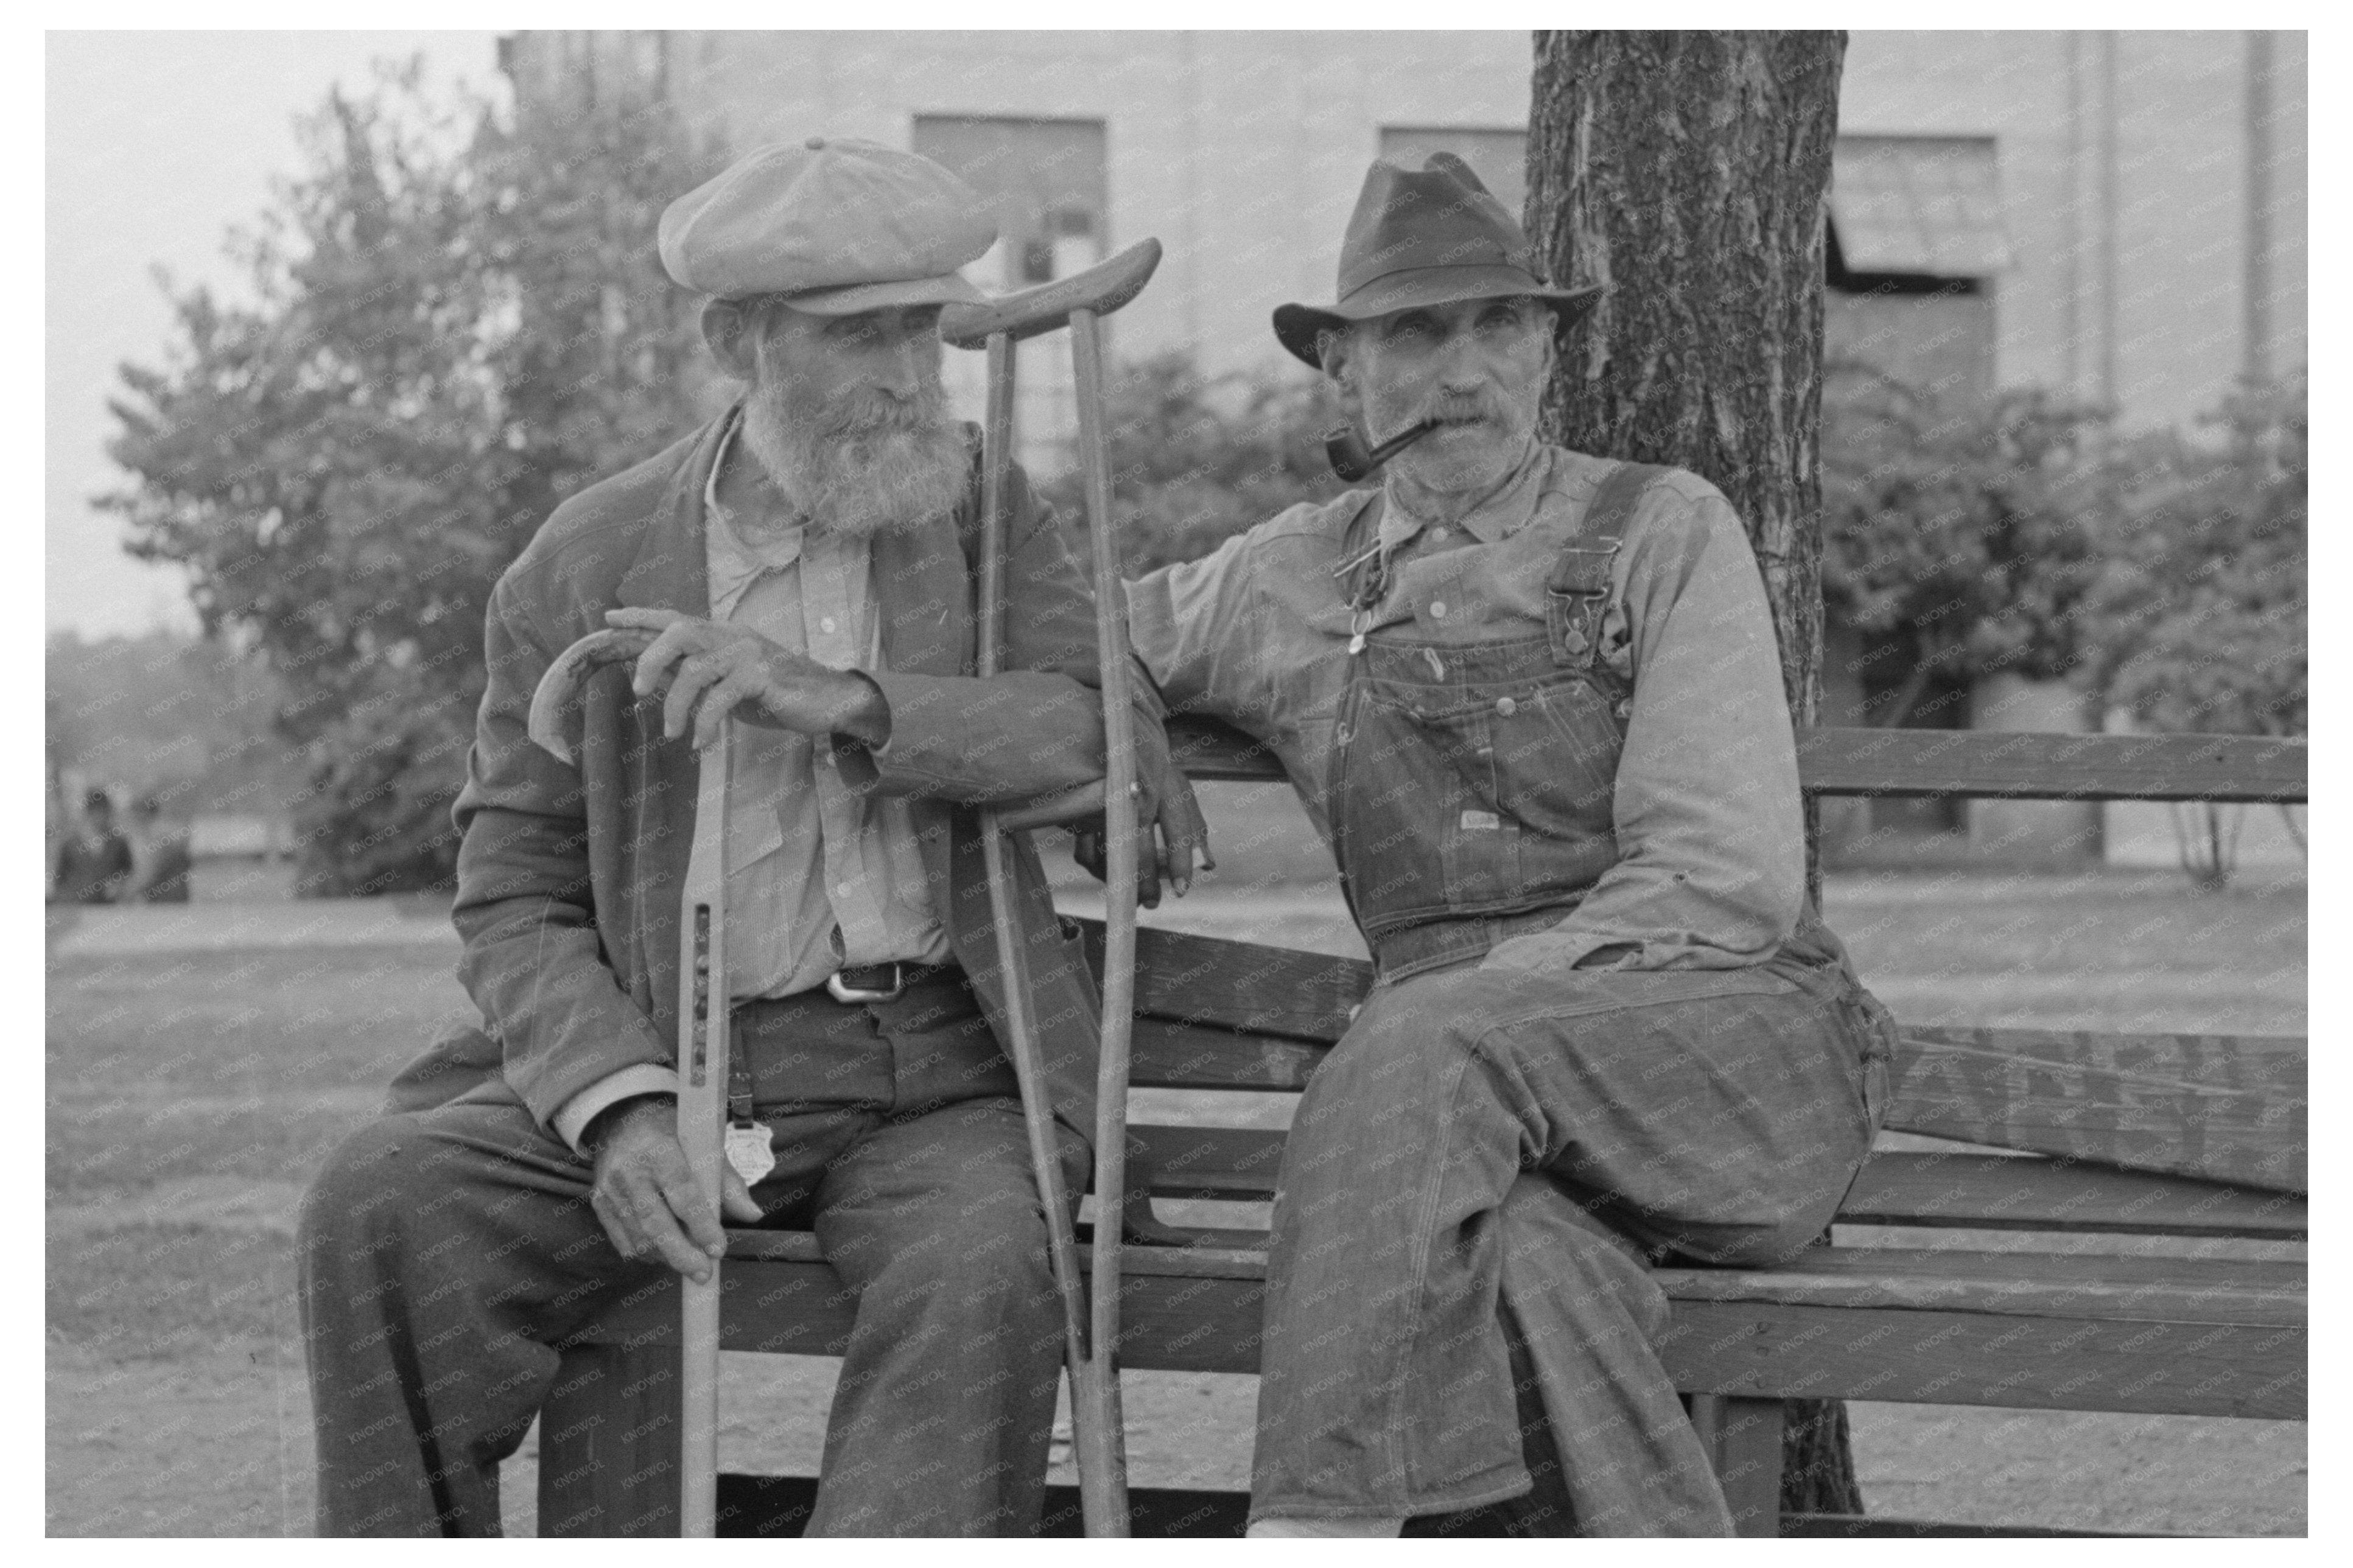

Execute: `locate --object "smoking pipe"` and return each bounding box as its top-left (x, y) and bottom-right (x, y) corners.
top-left (1323, 418), bottom-right (1442, 482)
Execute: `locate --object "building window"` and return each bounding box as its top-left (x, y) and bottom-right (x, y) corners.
top-left (1824, 135), bottom-right (2010, 405)
top-left (1378, 126), bottom-right (1529, 215)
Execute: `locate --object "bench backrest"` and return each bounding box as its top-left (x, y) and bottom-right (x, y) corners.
top-left (1118, 721), bottom-right (2308, 1196)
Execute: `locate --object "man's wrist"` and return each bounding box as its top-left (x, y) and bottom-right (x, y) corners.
top-left (581, 1091), bottom-right (675, 1158)
top-left (833, 670), bottom-right (891, 749)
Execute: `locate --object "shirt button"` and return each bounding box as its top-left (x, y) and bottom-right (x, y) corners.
top-left (1496, 696), bottom-right (1517, 717)
top-left (1430, 527), bottom-right (1451, 543)
top-left (819, 616), bottom-right (837, 634)
top-left (1428, 600), bottom-right (1448, 618)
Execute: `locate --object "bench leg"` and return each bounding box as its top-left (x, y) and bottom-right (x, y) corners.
top-left (536, 1342), bottom-right (684, 1536)
top-left (1686, 1394), bottom-right (1784, 1538)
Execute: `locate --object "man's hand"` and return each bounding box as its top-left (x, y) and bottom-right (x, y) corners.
top-left (584, 1095), bottom-right (763, 1284)
top-left (604, 607), bottom-right (891, 750)
top-left (1071, 749), bottom-right (1213, 908)
top-left (1481, 934), bottom-right (1639, 975)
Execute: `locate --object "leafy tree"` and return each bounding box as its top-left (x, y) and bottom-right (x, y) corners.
top-left (102, 61), bottom-right (728, 894)
top-left (1819, 364), bottom-right (2110, 727)
top-left (1039, 351), bottom-right (1344, 576)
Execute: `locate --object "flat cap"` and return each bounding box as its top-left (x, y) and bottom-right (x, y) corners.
top-left (658, 136), bottom-right (997, 312)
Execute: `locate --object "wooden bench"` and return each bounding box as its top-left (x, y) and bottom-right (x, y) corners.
top-left (536, 723), bottom-right (2307, 1538)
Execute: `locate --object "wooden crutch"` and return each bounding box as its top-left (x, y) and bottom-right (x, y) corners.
top-left (941, 238), bottom-right (1162, 1539)
top-left (527, 626), bottom-right (732, 1538)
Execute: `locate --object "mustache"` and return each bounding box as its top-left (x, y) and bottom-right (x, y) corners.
top-left (1418, 394), bottom-right (1501, 427)
top-left (817, 383), bottom-right (946, 437)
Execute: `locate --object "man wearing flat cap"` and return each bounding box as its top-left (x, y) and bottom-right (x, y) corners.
top-left (1126, 153), bottom-right (1896, 1536)
top-left (300, 136), bottom-right (1204, 1537)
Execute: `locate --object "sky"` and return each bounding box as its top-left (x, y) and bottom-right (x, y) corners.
top-left (45, 30), bottom-right (503, 640)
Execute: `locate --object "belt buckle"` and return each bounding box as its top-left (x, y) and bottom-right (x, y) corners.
top-left (826, 964), bottom-right (905, 1004)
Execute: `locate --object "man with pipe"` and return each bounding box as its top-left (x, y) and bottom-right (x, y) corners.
top-left (1121, 153), bottom-right (1897, 1536)
top-left (298, 137), bottom-right (1204, 1537)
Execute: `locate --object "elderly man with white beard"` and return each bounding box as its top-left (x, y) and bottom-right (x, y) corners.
top-left (297, 138), bottom-right (1204, 1538)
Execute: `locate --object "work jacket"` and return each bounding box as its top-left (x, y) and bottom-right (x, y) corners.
top-left (387, 406), bottom-right (1167, 1150)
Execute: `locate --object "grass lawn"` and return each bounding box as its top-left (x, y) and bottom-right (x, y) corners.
top-left (45, 850), bottom-right (2306, 1535)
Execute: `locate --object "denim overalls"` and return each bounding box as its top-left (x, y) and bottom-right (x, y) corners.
top-left (1329, 463), bottom-right (1653, 982)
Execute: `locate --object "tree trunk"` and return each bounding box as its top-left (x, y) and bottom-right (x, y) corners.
top-left (1525, 28), bottom-right (1865, 1521)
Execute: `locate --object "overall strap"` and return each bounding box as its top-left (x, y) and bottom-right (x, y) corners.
top-left (1547, 460), bottom-right (1667, 667)
top-left (1330, 489), bottom-right (1389, 617)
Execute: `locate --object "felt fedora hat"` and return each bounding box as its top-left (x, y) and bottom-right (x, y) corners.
top-left (1272, 152), bottom-right (1602, 368)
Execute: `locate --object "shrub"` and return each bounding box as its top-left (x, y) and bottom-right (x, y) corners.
top-left (1820, 364), bottom-right (2110, 726)
top-left (2082, 371), bottom-right (2306, 887)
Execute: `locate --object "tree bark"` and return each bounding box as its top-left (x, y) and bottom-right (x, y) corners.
top-left (1525, 28), bottom-right (1865, 1521)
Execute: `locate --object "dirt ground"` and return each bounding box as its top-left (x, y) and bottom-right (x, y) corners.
top-left (45, 842), bottom-right (2307, 1536)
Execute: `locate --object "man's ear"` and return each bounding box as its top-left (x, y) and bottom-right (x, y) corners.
top-left (1317, 328), bottom-right (1362, 422)
top-left (701, 298), bottom-right (757, 380)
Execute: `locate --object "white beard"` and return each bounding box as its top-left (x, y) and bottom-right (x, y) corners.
top-left (738, 367), bottom-right (969, 541)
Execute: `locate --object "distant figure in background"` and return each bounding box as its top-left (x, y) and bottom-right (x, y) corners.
top-left (125, 795), bottom-right (194, 904)
top-left (51, 788), bottom-right (133, 905)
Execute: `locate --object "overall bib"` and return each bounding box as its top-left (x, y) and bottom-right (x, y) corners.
top-left (1250, 463), bottom-right (1896, 1533)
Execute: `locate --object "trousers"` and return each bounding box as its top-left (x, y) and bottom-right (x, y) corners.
top-left (298, 972), bottom-right (1080, 1537)
top-left (1250, 951), bottom-right (1890, 1532)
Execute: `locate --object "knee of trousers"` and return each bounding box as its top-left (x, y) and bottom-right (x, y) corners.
top-left (1496, 1174), bottom-right (1671, 1342)
top-left (855, 1189), bottom-right (1063, 1351)
top-left (1305, 970), bottom-right (1514, 1115)
top-left (298, 1113), bottom-right (443, 1273)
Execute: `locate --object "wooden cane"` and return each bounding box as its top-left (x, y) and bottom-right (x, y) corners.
top-left (675, 724), bottom-right (731, 1537)
top-left (946, 239), bottom-right (1161, 1538)
top-left (526, 629), bottom-right (729, 1538)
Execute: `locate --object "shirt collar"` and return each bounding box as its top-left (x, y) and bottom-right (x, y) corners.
top-left (1379, 442), bottom-right (1553, 550)
top-left (704, 414), bottom-right (807, 619)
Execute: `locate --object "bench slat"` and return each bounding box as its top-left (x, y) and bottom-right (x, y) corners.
top-left (707, 1234), bottom-right (2306, 1328)
top-left (1166, 717), bottom-right (2310, 804)
top-left (1794, 727), bottom-right (2307, 803)
top-left (1836, 1152), bottom-right (2307, 1239)
top-left (1131, 1016), bottom-right (1325, 1092)
top-left (1131, 1027), bottom-right (2309, 1191)
top-left (1650, 1245), bottom-right (2304, 1325)
top-left (1658, 1299), bottom-right (2302, 1419)
top-left (1885, 1028), bottom-right (2306, 1194)
top-left (1131, 1124), bottom-right (1286, 1200)
top-left (1083, 920), bottom-right (1364, 1042)
top-left (1124, 1129), bottom-right (2309, 1240)
top-left (583, 1248), bottom-right (2303, 1418)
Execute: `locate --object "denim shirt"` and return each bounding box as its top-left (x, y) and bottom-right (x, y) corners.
top-left (1124, 444), bottom-right (1806, 971)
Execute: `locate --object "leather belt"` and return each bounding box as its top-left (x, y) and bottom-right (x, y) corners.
top-left (824, 960), bottom-right (956, 1004)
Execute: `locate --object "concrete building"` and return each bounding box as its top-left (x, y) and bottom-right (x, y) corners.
top-left (502, 29), bottom-right (2306, 437)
